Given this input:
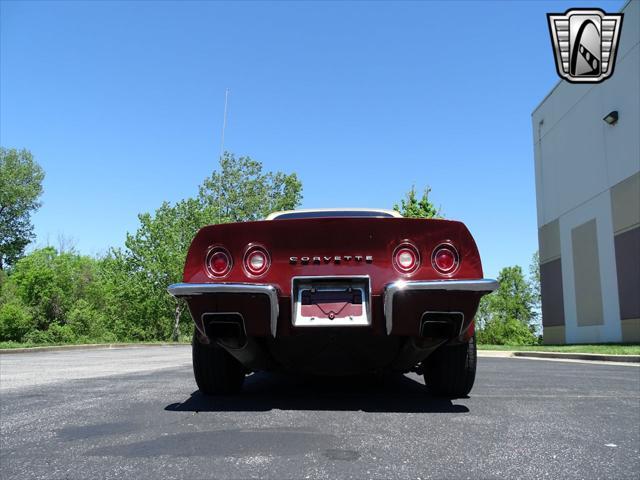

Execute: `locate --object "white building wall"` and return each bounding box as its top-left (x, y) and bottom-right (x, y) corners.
top-left (533, 0), bottom-right (640, 343)
top-left (534, 3), bottom-right (639, 225)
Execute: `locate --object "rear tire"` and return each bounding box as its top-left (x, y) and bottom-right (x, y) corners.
top-left (424, 334), bottom-right (476, 398)
top-left (192, 332), bottom-right (245, 395)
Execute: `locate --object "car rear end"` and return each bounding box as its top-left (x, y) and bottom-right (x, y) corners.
top-left (169, 213), bottom-right (497, 394)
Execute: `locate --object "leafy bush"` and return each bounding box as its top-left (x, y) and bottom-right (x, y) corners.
top-left (8, 247), bottom-right (101, 329)
top-left (22, 323), bottom-right (77, 344)
top-left (477, 316), bottom-right (538, 345)
top-left (22, 328), bottom-right (53, 344)
top-left (67, 299), bottom-right (107, 339)
top-left (1, 247), bottom-right (106, 343)
top-left (0, 301), bottom-right (34, 341)
top-left (46, 324), bottom-right (77, 343)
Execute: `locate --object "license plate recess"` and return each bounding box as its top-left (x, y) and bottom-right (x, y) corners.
top-left (292, 276), bottom-right (371, 327)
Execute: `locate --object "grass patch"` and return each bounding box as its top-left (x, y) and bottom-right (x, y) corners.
top-left (478, 344), bottom-right (640, 355)
top-left (0, 340), bottom-right (189, 350)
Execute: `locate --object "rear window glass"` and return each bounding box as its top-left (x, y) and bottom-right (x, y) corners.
top-left (273, 210), bottom-right (396, 219)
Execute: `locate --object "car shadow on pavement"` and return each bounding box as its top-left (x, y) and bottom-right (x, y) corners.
top-left (165, 372), bottom-right (469, 413)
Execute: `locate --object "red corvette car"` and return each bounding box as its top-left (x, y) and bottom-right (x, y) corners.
top-left (168, 209), bottom-right (497, 397)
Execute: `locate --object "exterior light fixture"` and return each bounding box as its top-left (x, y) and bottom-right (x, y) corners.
top-left (603, 110), bottom-right (619, 125)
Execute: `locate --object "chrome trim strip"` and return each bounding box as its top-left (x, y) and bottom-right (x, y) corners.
top-left (167, 283), bottom-right (279, 337)
top-left (290, 275), bottom-right (372, 328)
top-left (383, 279), bottom-right (498, 335)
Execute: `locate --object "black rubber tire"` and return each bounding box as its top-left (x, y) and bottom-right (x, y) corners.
top-left (192, 332), bottom-right (245, 395)
top-left (424, 335), bottom-right (477, 398)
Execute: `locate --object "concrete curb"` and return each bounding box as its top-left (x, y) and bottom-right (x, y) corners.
top-left (477, 350), bottom-right (514, 358)
top-left (511, 351), bottom-right (640, 363)
top-left (479, 350), bottom-right (640, 363)
top-left (0, 343), bottom-right (189, 355)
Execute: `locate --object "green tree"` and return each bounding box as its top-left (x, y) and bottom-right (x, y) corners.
top-left (96, 251), bottom-right (165, 341)
top-left (199, 152), bottom-right (303, 222)
top-left (529, 251), bottom-right (542, 336)
top-left (0, 152), bottom-right (304, 345)
top-left (117, 198), bottom-right (207, 340)
top-left (0, 148), bottom-right (45, 270)
top-left (476, 265), bottom-right (538, 345)
top-left (110, 153), bottom-right (303, 341)
top-left (393, 186), bottom-right (441, 219)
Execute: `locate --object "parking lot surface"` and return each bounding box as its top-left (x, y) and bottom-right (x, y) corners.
top-left (1, 346), bottom-right (638, 479)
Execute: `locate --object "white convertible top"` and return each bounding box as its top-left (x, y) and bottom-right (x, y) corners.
top-left (266, 208), bottom-right (403, 220)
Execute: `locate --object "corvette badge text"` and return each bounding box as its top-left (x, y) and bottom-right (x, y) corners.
top-left (290, 255), bottom-right (373, 264)
top-left (547, 8), bottom-right (623, 83)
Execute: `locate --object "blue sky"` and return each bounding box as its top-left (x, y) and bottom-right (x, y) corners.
top-left (0, 0), bottom-right (623, 279)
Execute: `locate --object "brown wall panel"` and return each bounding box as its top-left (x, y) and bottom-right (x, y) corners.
top-left (539, 220), bottom-right (561, 263)
top-left (621, 319), bottom-right (640, 343)
top-left (540, 258), bottom-right (565, 327)
top-left (614, 226), bottom-right (640, 320)
top-left (543, 326), bottom-right (565, 344)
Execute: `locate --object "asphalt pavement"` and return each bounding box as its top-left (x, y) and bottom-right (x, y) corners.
top-left (1, 345), bottom-right (638, 479)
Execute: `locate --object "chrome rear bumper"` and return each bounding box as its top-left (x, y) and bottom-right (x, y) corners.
top-left (383, 279), bottom-right (498, 335)
top-left (167, 283), bottom-right (279, 337)
top-left (168, 278), bottom-right (498, 338)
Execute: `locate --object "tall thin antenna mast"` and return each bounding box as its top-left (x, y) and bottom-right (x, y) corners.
top-left (219, 88), bottom-right (229, 160)
top-left (218, 88), bottom-right (230, 223)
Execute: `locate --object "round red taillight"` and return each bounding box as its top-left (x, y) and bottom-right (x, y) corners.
top-left (393, 243), bottom-right (420, 274)
top-left (205, 247), bottom-right (232, 278)
top-left (432, 244), bottom-right (459, 274)
top-left (244, 246), bottom-right (270, 276)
